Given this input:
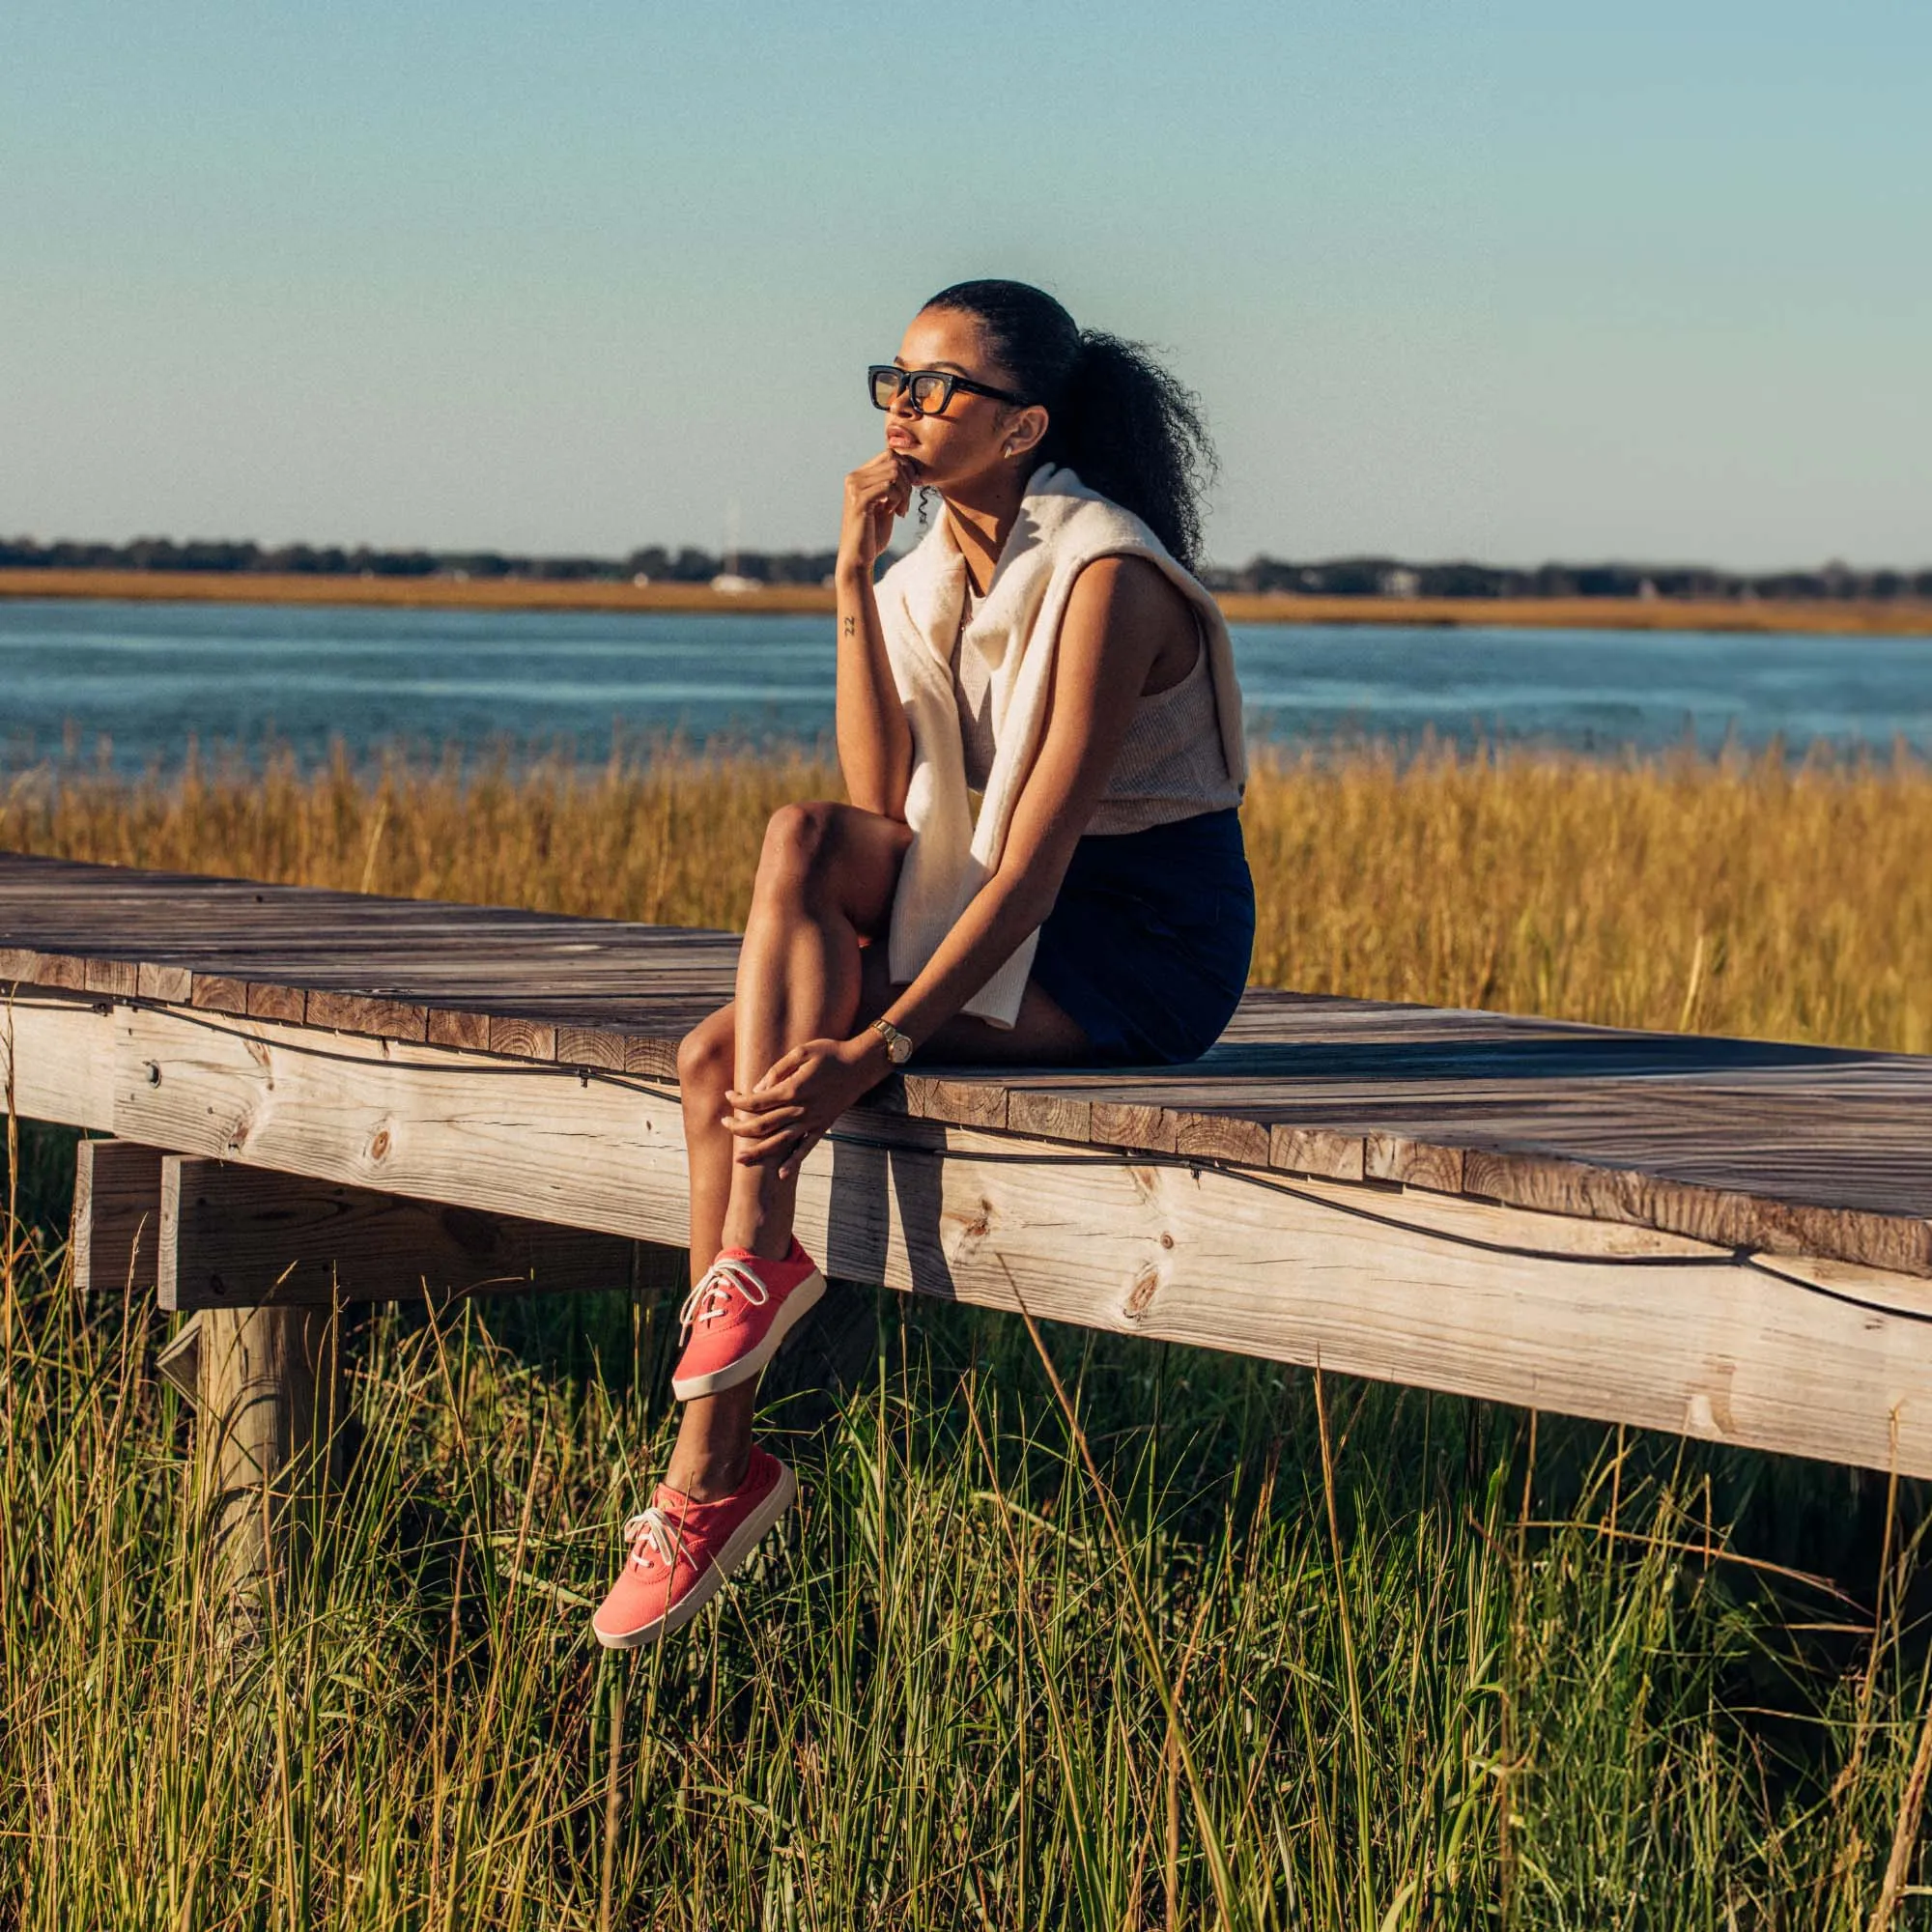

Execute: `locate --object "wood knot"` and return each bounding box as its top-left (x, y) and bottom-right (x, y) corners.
top-left (368, 1127), bottom-right (392, 1162)
top-left (943, 1198), bottom-right (994, 1254)
top-left (1124, 1264), bottom-right (1160, 1321)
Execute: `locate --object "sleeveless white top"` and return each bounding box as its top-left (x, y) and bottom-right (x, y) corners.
top-left (874, 463), bottom-right (1248, 1026)
top-left (950, 581), bottom-right (1241, 836)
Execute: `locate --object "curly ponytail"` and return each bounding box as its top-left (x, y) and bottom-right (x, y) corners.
top-left (921, 280), bottom-right (1217, 570)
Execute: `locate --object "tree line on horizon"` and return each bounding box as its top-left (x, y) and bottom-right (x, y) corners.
top-left (2, 534), bottom-right (1927, 603)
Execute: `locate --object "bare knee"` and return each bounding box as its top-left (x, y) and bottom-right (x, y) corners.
top-left (755, 800), bottom-right (841, 899)
top-left (676, 1007), bottom-right (734, 1108)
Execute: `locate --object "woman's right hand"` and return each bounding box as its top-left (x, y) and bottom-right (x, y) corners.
top-left (838, 451), bottom-right (917, 577)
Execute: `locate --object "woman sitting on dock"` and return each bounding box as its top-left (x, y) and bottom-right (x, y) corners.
top-left (593, 279), bottom-right (1254, 1646)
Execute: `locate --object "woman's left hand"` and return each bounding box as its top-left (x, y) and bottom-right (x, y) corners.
top-left (723, 1035), bottom-right (886, 1179)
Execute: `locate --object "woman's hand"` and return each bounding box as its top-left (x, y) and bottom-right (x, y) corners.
top-left (723, 1034), bottom-right (888, 1180)
top-left (838, 450), bottom-right (917, 577)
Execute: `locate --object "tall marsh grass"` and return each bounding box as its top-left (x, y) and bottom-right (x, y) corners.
top-left (7, 734), bottom-right (1930, 1049)
top-left (6, 740), bottom-right (1932, 1925)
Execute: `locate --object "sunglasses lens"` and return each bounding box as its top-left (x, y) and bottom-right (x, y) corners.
top-left (868, 367), bottom-right (902, 410)
top-left (908, 373), bottom-right (950, 414)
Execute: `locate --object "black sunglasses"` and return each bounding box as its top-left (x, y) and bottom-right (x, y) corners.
top-left (868, 363), bottom-right (1028, 416)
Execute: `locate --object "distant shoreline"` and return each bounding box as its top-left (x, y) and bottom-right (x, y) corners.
top-left (3, 567), bottom-right (1929, 637)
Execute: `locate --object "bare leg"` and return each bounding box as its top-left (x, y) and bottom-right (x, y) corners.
top-left (718, 802), bottom-right (915, 1264)
top-left (663, 1009), bottom-right (760, 1498)
top-left (663, 800), bottom-right (908, 1499)
top-left (661, 799), bottom-right (1091, 1497)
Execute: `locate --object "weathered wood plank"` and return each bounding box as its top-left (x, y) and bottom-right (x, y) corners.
top-left (137, 961), bottom-right (194, 1002)
top-left (304, 989), bottom-right (429, 1040)
top-left (556, 1023), bottom-right (629, 1068)
top-left (1169, 1108), bottom-right (1271, 1165)
top-left (190, 973), bottom-right (250, 1016)
top-left (1, 993), bottom-right (115, 1127)
top-left (157, 1156), bottom-right (641, 1310)
top-left (428, 1009), bottom-right (492, 1050)
top-left (487, 1015), bottom-right (556, 1061)
top-left (1366, 1133), bottom-right (1467, 1194)
top-left (73, 1139), bottom-right (166, 1295)
top-left (14, 998), bottom-right (1924, 1481)
top-left (903, 1073), bottom-right (1007, 1130)
top-left (110, 1004), bottom-right (692, 1245)
top-left (1269, 1123), bottom-right (1367, 1181)
top-left (245, 981), bottom-right (306, 1023)
top-left (84, 957), bottom-right (140, 998)
top-left (1008, 1090), bottom-right (1093, 1142)
top-left (6, 853), bottom-right (1932, 1276)
top-left (1090, 1100), bottom-right (1177, 1152)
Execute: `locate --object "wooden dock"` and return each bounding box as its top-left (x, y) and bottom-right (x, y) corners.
top-left (6, 848), bottom-right (1932, 1487)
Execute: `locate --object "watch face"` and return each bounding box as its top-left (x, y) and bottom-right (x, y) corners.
top-left (890, 1034), bottom-right (912, 1064)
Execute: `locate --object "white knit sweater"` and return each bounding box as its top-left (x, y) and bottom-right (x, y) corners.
top-left (874, 463), bottom-right (1248, 1027)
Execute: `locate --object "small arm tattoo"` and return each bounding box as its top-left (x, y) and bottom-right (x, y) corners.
top-left (842, 615), bottom-right (856, 638)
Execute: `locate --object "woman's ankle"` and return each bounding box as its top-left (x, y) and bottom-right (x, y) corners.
top-left (717, 1212), bottom-right (796, 1264)
top-left (665, 1438), bottom-right (753, 1503)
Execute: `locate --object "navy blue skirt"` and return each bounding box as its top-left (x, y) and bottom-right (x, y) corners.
top-left (1029, 807), bottom-right (1255, 1066)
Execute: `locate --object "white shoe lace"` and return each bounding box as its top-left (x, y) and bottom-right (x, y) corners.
top-left (622, 1506), bottom-right (680, 1573)
top-left (677, 1254), bottom-right (772, 1333)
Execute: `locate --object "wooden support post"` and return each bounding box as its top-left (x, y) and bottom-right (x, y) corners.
top-left (158, 1155), bottom-right (641, 1311)
top-left (159, 1159), bottom-right (673, 1598)
top-left (194, 1301), bottom-right (340, 1598)
top-left (72, 1139), bottom-right (165, 1295)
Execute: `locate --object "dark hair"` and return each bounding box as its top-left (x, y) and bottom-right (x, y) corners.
top-left (921, 278), bottom-right (1217, 570)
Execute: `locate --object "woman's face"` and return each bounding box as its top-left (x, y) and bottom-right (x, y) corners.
top-left (881, 307), bottom-right (1048, 492)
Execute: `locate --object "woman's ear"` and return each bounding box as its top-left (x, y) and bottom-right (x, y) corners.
top-left (1005, 403), bottom-right (1049, 460)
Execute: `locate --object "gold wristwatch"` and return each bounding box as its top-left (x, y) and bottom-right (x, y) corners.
top-left (869, 1016), bottom-right (914, 1065)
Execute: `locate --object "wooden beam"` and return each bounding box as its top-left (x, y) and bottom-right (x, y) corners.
top-left (73, 1139), bottom-right (165, 1295)
top-left (70, 1001), bottom-right (1932, 1481)
top-left (0, 991), bottom-right (115, 1128)
top-left (158, 1156), bottom-right (645, 1311)
top-left (12, 997), bottom-right (1932, 1481)
top-left (110, 1001), bottom-right (692, 1246)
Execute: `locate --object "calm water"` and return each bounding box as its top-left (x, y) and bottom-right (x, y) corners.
top-left (3, 597), bottom-right (1927, 774)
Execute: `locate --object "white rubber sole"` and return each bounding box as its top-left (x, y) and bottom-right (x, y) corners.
top-left (593, 1459), bottom-right (797, 1650)
top-left (670, 1267), bottom-right (826, 1401)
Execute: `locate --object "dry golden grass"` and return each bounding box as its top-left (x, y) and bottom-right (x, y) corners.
top-left (7, 568), bottom-right (1931, 633)
top-left (10, 745), bottom-right (1932, 1924)
top-left (1210, 593), bottom-right (1932, 636)
top-left (1239, 743), bottom-right (1932, 1054)
top-left (5, 738), bottom-right (1929, 1053)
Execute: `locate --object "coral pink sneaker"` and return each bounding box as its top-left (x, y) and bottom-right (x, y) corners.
top-left (669, 1236), bottom-right (825, 1401)
top-left (591, 1445), bottom-right (796, 1649)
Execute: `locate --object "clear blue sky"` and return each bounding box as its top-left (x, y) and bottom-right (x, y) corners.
top-left (4, 1), bottom-right (1926, 568)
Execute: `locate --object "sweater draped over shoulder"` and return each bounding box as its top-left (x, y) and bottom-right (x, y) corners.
top-left (871, 463), bottom-right (1247, 1028)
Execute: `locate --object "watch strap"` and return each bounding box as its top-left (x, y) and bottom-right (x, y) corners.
top-left (870, 1016), bottom-right (912, 1064)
